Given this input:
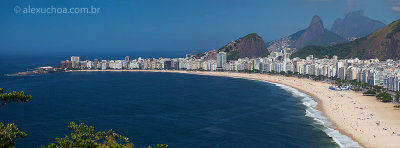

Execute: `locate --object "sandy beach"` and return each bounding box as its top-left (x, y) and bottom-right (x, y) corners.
top-left (75, 69), bottom-right (400, 147)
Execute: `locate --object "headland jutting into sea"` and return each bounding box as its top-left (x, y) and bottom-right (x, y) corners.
top-left (9, 53), bottom-right (400, 147)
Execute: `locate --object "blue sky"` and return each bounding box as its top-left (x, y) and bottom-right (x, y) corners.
top-left (0, 0), bottom-right (399, 56)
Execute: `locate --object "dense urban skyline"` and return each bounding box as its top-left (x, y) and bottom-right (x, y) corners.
top-left (57, 49), bottom-right (400, 93)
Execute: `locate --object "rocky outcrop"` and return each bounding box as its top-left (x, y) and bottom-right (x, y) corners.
top-left (294, 15), bottom-right (346, 48)
top-left (218, 33), bottom-right (269, 60)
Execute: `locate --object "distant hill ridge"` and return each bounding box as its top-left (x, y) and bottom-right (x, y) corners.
top-left (331, 10), bottom-right (386, 39)
top-left (204, 12), bottom-right (391, 61)
top-left (267, 15), bottom-right (346, 52)
top-left (291, 19), bottom-right (400, 60)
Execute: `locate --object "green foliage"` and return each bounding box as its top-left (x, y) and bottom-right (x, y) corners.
top-left (97, 136), bottom-right (133, 148)
top-left (42, 122), bottom-right (134, 148)
top-left (290, 45), bottom-right (327, 59)
top-left (386, 20), bottom-right (400, 39)
top-left (146, 144), bottom-right (169, 148)
top-left (43, 122), bottom-right (167, 148)
top-left (0, 88), bottom-right (31, 147)
top-left (227, 50), bottom-right (238, 61)
top-left (335, 81), bottom-right (343, 86)
top-left (1, 88), bottom-right (165, 147)
top-left (291, 36), bottom-right (367, 59)
top-left (374, 85), bottom-right (384, 93)
top-left (0, 123), bottom-right (28, 148)
top-left (355, 48), bottom-right (365, 59)
top-left (0, 88), bottom-right (32, 106)
top-left (287, 71), bottom-right (293, 76)
top-left (376, 92), bottom-right (392, 102)
top-left (290, 29), bottom-right (306, 41)
top-left (374, 86), bottom-right (384, 90)
top-left (363, 90), bottom-right (376, 96)
top-left (313, 75), bottom-right (325, 81)
top-left (268, 70), bottom-right (276, 74)
top-left (261, 49), bottom-right (270, 57)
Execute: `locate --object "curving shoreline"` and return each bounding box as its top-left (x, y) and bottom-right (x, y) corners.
top-left (73, 69), bottom-right (400, 148)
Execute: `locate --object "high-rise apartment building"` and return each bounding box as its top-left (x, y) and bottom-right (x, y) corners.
top-left (216, 52), bottom-right (227, 70)
top-left (71, 56), bottom-right (80, 62)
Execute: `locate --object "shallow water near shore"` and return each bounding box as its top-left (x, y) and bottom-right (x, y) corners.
top-left (0, 70), bottom-right (347, 147)
top-left (268, 82), bottom-right (361, 148)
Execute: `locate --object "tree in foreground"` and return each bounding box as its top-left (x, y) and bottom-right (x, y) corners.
top-left (42, 122), bottom-right (133, 148)
top-left (0, 88), bottom-right (32, 106)
top-left (0, 123), bottom-right (28, 148)
top-left (0, 88), bottom-right (167, 148)
top-left (42, 122), bottom-right (168, 148)
top-left (0, 88), bottom-right (31, 147)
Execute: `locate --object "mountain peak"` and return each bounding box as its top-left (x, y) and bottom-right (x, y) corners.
top-left (267, 15), bottom-right (346, 52)
top-left (307, 15), bottom-right (325, 34)
top-left (331, 10), bottom-right (385, 38)
top-left (293, 19), bottom-right (400, 60)
top-left (218, 33), bottom-right (269, 60)
top-left (293, 15), bottom-right (340, 48)
top-left (346, 10), bottom-right (364, 18)
top-left (240, 33), bottom-right (260, 40)
top-left (309, 15), bottom-right (324, 30)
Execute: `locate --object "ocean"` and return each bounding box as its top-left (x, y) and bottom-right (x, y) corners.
top-left (0, 55), bottom-right (351, 147)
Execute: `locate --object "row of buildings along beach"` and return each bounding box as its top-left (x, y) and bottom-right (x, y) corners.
top-left (60, 50), bottom-right (400, 92)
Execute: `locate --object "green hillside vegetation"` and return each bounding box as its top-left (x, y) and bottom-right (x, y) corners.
top-left (261, 49), bottom-right (269, 57)
top-left (386, 21), bottom-right (400, 38)
top-left (291, 37), bottom-right (366, 59)
top-left (290, 30), bottom-right (306, 41)
top-left (318, 30), bottom-right (347, 45)
top-left (227, 50), bottom-right (238, 61)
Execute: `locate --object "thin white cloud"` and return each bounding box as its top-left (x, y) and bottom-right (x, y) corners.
top-left (308, 0), bottom-right (353, 11)
top-left (385, 0), bottom-right (400, 12)
top-left (392, 6), bottom-right (400, 11)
